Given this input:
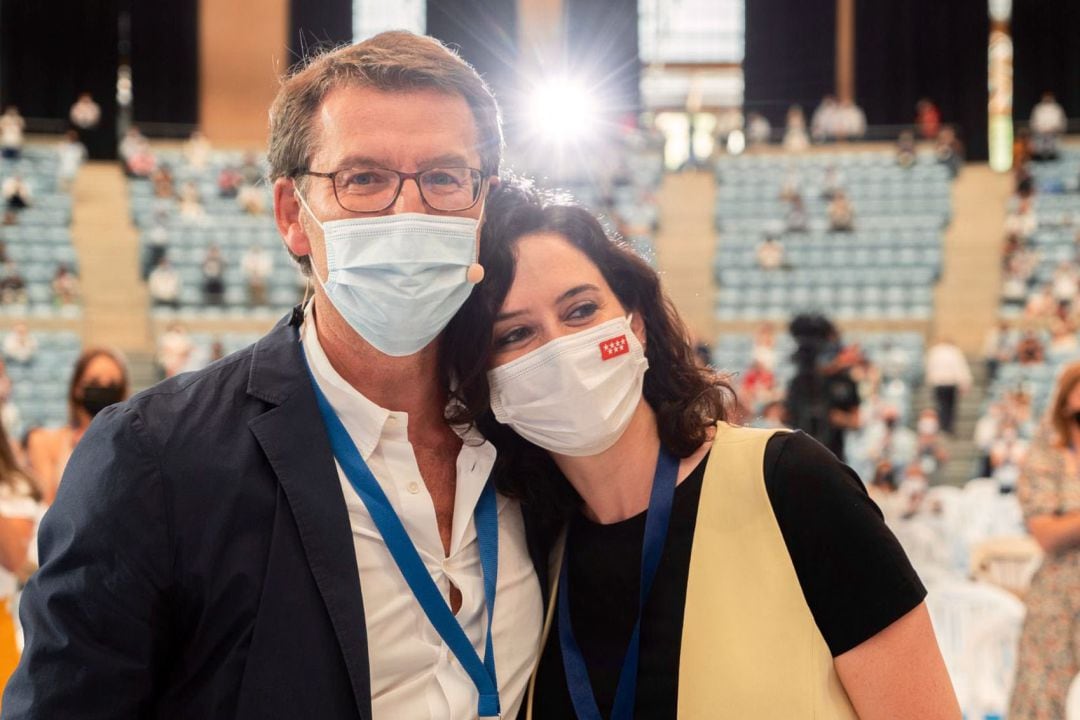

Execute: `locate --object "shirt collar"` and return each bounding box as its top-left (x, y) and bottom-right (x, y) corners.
top-left (301, 303), bottom-right (393, 460)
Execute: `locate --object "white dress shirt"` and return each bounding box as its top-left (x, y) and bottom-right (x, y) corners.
top-left (301, 309), bottom-right (543, 719)
top-left (924, 342), bottom-right (973, 390)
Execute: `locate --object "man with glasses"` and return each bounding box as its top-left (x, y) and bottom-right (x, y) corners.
top-left (3, 32), bottom-right (543, 720)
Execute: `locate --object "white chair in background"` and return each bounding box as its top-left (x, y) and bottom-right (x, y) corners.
top-left (969, 536), bottom-right (1043, 599)
top-left (925, 578), bottom-right (1025, 720)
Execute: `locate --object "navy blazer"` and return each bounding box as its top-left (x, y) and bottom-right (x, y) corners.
top-left (2, 308), bottom-right (377, 719)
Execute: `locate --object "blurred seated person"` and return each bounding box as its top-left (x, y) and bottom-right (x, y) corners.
top-left (1049, 321), bottom-right (1078, 360)
top-left (0, 413), bottom-right (43, 689)
top-left (1005, 196), bottom-right (1038, 241)
top-left (833, 99), bottom-right (867, 141)
top-left (981, 321), bottom-right (1015, 381)
top-left (810, 95), bottom-right (839, 143)
top-left (147, 257), bottom-right (181, 309)
top-left (68, 93), bottom-right (100, 133)
top-left (237, 183), bottom-right (265, 215)
top-left (1, 175), bottom-right (31, 211)
top-left (0, 107), bottom-right (25, 161)
top-left (1051, 261), bottom-right (1078, 307)
top-left (757, 400), bottom-right (786, 429)
top-left (821, 166), bottom-right (844, 200)
top-left (2, 324), bottom-right (35, 365)
top-left (914, 409), bottom-right (948, 479)
top-left (974, 402), bottom-right (1005, 477)
top-left (142, 211), bottom-right (170, 280)
top-left (55, 130), bottom-right (87, 192)
top-left (241, 243), bottom-right (271, 307)
top-left (217, 165), bottom-right (243, 198)
top-left (151, 164), bottom-right (175, 199)
top-left (51, 264), bottom-right (80, 306)
top-left (865, 405), bottom-right (917, 473)
top-left (1013, 129), bottom-right (1033, 171)
top-left (785, 194), bottom-right (809, 232)
top-left (756, 235), bottom-right (786, 270)
top-left (867, 461), bottom-right (902, 522)
top-left (915, 99), bottom-right (941, 140)
top-left (156, 322), bottom-right (193, 379)
top-left (778, 167), bottom-right (802, 202)
top-left (739, 360), bottom-right (776, 414)
top-left (828, 191), bottom-right (855, 232)
top-left (183, 130), bottom-right (211, 170)
top-left (1016, 331), bottom-right (1046, 365)
top-left (1025, 284), bottom-right (1056, 320)
top-left (752, 322), bottom-right (778, 371)
top-left (0, 262), bottom-right (26, 306)
top-left (746, 112), bottom-right (771, 145)
top-left (935, 126), bottom-right (964, 178)
top-left (896, 130), bottom-right (917, 168)
top-left (239, 151), bottom-right (262, 186)
top-left (119, 127), bottom-right (155, 178)
top-left (0, 358), bottom-right (18, 435)
top-left (1030, 91), bottom-right (1067, 161)
top-left (988, 420), bottom-right (1028, 492)
top-left (208, 339), bottom-right (226, 364)
top-left (178, 181), bottom-right (205, 221)
top-left (201, 244), bottom-right (225, 306)
top-left (27, 348), bottom-right (129, 504)
top-left (782, 105), bottom-right (810, 152)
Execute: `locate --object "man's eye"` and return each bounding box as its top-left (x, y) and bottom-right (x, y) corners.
top-left (343, 172), bottom-right (381, 186)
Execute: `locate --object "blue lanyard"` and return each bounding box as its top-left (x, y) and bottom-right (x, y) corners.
top-left (306, 360), bottom-right (502, 718)
top-left (558, 446), bottom-right (679, 720)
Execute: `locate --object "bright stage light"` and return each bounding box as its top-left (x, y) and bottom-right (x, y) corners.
top-left (528, 79), bottom-right (598, 143)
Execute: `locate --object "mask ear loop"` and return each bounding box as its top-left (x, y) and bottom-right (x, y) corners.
top-left (467, 182), bottom-right (490, 284)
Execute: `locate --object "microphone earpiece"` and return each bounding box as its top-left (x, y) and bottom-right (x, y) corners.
top-left (467, 263), bottom-right (485, 284)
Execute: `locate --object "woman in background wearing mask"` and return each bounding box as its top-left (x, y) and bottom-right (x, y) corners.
top-left (26, 348), bottom-right (128, 504)
top-left (1008, 361), bottom-right (1080, 719)
top-left (443, 182), bottom-right (960, 719)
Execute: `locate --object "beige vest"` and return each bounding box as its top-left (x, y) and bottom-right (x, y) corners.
top-left (527, 423), bottom-right (859, 719)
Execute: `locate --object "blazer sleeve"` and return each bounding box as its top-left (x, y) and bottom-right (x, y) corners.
top-left (2, 403), bottom-right (173, 719)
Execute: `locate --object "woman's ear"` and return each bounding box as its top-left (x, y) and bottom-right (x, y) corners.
top-left (630, 311), bottom-right (646, 350)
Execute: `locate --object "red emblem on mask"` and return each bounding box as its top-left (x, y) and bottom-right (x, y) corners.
top-left (599, 335), bottom-right (630, 361)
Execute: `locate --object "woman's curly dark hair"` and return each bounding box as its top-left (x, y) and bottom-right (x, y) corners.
top-left (441, 178), bottom-right (736, 523)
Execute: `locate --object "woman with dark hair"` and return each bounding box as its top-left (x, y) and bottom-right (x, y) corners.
top-left (26, 347), bottom-right (128, 504)
top-left (443, 181), bottom-right (959, 719)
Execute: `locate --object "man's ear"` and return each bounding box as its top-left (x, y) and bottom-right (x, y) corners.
top-left (274, 178), bottom-right (311, 259)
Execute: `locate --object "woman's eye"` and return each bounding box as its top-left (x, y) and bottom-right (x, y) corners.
top-left (495, 326), bottom-right (532, 348)
top-left (566, 302), bottom-right (598, 321)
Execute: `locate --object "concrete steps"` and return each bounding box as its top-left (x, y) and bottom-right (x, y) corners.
top-left (913, 358), bottom-right (988, 487)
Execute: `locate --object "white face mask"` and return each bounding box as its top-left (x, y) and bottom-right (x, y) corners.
top-left (917, 417), bottom-right (940, 435)
top-left (298, 193), bottom-right (481, 357)
top-left (487, 315), bottom-right (649, 457)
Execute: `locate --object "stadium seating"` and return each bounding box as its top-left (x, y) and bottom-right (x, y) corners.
top-left (713, 151), bottom-right (952, 321)
top-left (0, 148), bottom-right (80, 317)
top-left (128, 150), bottom-right (303, 317)
top-left (4, 329), bottom-right (82, 435)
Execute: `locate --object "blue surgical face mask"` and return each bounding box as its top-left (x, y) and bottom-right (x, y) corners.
top-left (297, 192), bottom-right (482, 357)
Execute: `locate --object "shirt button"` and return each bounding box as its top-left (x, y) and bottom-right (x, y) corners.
top-left (407, 481), bottom-right (420, 494)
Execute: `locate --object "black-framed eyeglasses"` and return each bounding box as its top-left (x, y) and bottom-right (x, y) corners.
top-left (294, 166), bottom-right (486, 213)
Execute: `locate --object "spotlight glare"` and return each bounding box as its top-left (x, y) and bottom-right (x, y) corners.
top-left (529, 79), bottom-right (597, 144)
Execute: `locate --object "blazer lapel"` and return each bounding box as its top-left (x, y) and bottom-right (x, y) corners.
top-left (246, 309), bottom-right (372, 719)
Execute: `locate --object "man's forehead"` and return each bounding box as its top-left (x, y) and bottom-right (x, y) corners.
top-left (310, 85), bottom-right (481, 171)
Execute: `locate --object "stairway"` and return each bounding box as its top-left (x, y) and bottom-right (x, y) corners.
top-left (69, 161), bottom-right (154, 354)
top-left (913, 356), bottom-right (988, 487)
